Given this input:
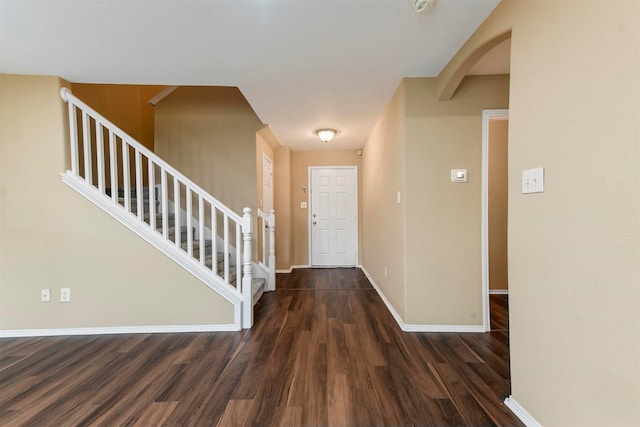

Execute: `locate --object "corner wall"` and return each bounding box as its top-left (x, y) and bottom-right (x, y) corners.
top-left (442, 1), bottom-right (640, 425)
top-left (361, 82), bottom-right (406, 320)
top-left (274, 145), bottom-right (293, 270)
top-left (0, 74), bottom-right (234, 332)
top-left (154, 86), bottom-right (263, 217)
top-left (404, 75), bottom-right (509, 325)
top-left (71, 83), bottom-right (165, 151)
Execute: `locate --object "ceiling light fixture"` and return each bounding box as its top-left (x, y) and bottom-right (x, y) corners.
top-left (413, 0), bottom-right (436, 14)
top-left (315, 128), bottom-right (337, 143)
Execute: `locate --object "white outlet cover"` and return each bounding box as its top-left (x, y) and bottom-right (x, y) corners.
top-left (522, 167), bottom-right (544, 193)
top-left (60, 288), bottom-right (71, 302)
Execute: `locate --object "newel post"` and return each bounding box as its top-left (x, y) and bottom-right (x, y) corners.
top-left (241, 207), bottom-right (253, 329)
top-left (268, 209), bottom-right (276, 291)
top-left (60, 87), bottom-right (79, 175)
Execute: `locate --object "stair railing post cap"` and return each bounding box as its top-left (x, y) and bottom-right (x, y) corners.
top-left (243, 207), bottom-right (251, 215)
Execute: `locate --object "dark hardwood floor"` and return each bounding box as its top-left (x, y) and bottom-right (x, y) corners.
top-left (489, 294), bottom-right (509, 332)
top-left (0, 268), bottom-right (521, 426)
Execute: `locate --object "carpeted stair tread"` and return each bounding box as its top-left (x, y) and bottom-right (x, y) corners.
top-left (252, 277), bottom-right (266, 305)
top-left (252, 278), bottom-right (265, 296)
top-left (110, 189), bottom-right (267, 305)
top-left (143, 212), bottom-right (175, 224)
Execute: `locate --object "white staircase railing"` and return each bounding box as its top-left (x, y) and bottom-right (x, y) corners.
top-left (257, 209), bottom-right (276, 291)
top-left (59, 88), bottom-right (264, 329)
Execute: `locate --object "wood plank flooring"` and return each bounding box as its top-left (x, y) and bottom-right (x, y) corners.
top-left (0, 268), bottom-right (521, 426)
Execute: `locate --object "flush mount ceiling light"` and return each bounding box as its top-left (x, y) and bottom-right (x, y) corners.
top-left (315, 128), bottom-right (337, 143)
top-left (413, 0), bottom-right (436, 13)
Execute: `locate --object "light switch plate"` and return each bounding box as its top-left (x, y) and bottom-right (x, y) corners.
top-left (300, 202), bottom-right (307, 209)
top-left (522, 167), bottom-right (544, 193)
top-left (451, 169), bottom-right (468, 183)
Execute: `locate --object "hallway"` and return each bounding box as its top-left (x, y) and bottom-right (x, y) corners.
top-left (0, 268), bottom-right (521, 426)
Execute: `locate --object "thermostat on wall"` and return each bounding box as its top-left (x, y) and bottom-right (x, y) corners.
top-left (451, 169), bottom-right (468, 183)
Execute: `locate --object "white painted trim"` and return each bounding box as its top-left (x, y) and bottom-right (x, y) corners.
top-left (148, 85), bottom-right (179, 106)
top-left (308, 166), bottom-right (359, 267)
top-left (0, 324), bottom-right (239, 338)
top-left (261, 152), bottom-right (274, 212)
top-left (361, 265), bottom-right (485, 333)
top-left (276, 265), bottom-right (310, 273)
top-left (481, 109), bottom-right (509, 332)
top-left (489, 289), bottom-right (509, 295)
top-left (504, 396), bottom-right (542, 427)
top-left (404, 324), bottom-right (485, 333)
top-left (360, 265), bottom-right (407, 329)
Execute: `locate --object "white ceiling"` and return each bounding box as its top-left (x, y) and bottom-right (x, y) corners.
top-left (0, 0), bottom-right (501, 151)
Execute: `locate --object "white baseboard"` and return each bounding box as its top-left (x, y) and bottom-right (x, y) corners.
top-left (360, 265), bottom-right (485, 333)
top-left (403, 324), bottom-right (485, 333)
top-left (504, 396), bottom-right (542, 427)
top-left (0, 324), bottom-right (240, 338)
top-left (359, 265), bottom-right (407, 329)
top-left (276, 265), bottom-right (310, 273)
top-left (489, 289), bottom-right (509, 295)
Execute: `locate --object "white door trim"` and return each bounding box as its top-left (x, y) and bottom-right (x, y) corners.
top-left (482, 109), bottom-right (509, 332)
top-left (308, 166), bottom-right (359, 267)
top-left (261, 153), bottom-right (273, 212)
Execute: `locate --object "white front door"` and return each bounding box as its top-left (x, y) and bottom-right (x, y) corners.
top-left (310, 167), bottom-right (358, 266)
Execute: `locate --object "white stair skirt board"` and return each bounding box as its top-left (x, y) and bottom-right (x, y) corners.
top-left (360, 266), bottom-right (485, 333)
top-left (0, 323), bottom-right (240, 339)
top-left (504, 397), bottom-right (543, 427)
top-left (489, 289), bottom-right (509, 295)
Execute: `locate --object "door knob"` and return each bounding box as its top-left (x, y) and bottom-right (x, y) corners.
top-left (313, 221), bottom-right (317, 225)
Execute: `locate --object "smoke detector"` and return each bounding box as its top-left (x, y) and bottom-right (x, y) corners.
top-left (413, 0), bottom-right (436, 13)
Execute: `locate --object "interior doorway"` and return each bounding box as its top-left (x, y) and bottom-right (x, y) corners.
top-left (309, 167), bottom-right (358, 267)
top-left (482, 109), bottom-right (509, 331)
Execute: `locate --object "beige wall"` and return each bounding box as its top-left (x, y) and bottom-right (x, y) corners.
top-left (154, 86), bottom-right (263, 218)
top-left (488, 118), bottom-right (508, 290)
top-left (444, 1), bottom-right (639, 425)
top-left (71, 83), bottom-right (164, 151)
top-left (290, 150), bottom-right (362, 266)
top-left (0, 74), bottom-right (233, 331)
top-left (274, 146), bottom-right (293, 270)
top-left (361, 83), bottom-right (407, 319)
top-left (403, 75), bottom-right (510, 325)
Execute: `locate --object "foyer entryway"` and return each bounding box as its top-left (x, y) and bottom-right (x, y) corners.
top-left (309, 167), bottom-right (358, 267)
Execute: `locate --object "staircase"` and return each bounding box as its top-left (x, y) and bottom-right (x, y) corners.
top-left (116, 187), bottom-right (267, 306)
top-left (59, 88), bottom-right (274, 329)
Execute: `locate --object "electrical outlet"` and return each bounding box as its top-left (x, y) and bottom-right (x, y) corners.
top-left (522, 167), bottom-right (544, 193)
top-left (41, 289), bottom-right (50, 303)
top-left (60, 288), bottom-right (71, 302)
